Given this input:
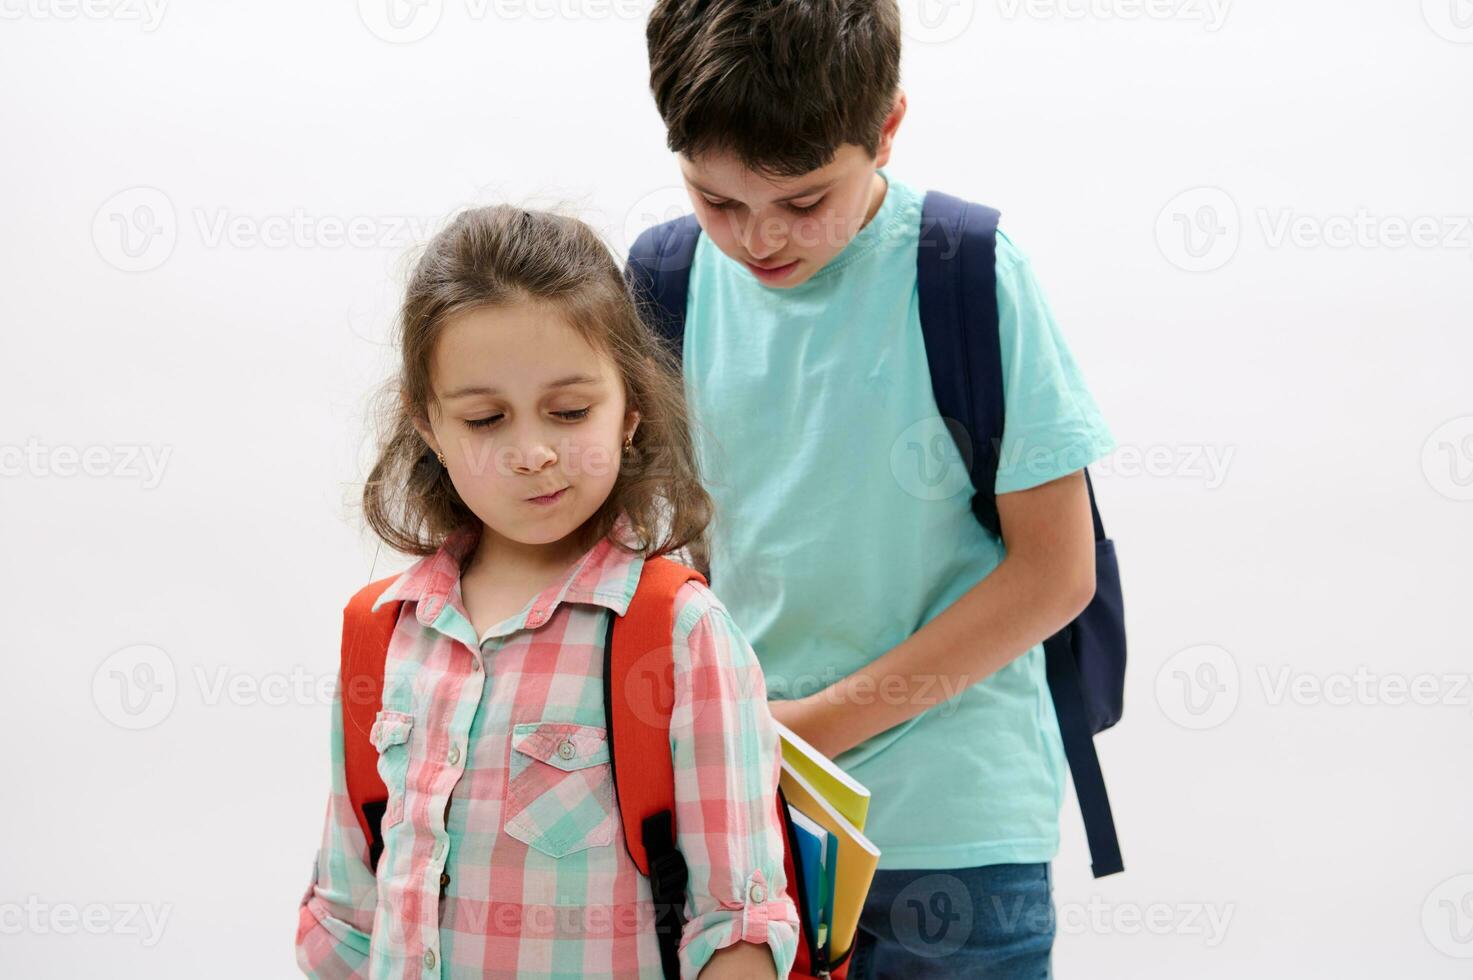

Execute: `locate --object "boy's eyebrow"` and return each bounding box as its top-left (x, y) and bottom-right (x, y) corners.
top-left (687, 177), bottom-right (836, 204)
top-left (441, 374), bottom-right (601, 400)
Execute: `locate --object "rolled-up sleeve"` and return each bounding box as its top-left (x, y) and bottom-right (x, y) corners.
top-left (294, 677), bottom-right (378, 979)
top-left (669, 584), bottom-right (800, 979)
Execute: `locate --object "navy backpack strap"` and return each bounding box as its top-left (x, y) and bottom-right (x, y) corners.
top-left (918, 190), bottom-right (1123, 878)
top-left (917, 191), bottom-right (1006, 539)
top-left (625, 214), bottom-right (701, 359)
top-left (1044, 628), bottom-right (1124, 876)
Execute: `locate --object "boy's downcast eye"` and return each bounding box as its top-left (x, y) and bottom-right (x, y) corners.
top-left (704, 197), bottom-right (823, 216)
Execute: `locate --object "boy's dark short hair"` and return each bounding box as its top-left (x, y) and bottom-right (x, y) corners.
top-left (646, 0), bottom-right (901, 179)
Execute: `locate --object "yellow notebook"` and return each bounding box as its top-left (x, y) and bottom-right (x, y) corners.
top-left (778, 759), bottom-right (881, 961)
top-left (772, 719), bottom-right (872, 831)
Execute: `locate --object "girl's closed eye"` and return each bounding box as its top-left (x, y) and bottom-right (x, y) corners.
top-left (464, 407), bottom-right (590, 431)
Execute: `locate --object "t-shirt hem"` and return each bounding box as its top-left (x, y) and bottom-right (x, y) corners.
top-left (874, 836), bottom-right (1060, 871)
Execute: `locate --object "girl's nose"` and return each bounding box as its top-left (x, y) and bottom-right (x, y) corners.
top-left (512, 442), bottom-right (557, 475)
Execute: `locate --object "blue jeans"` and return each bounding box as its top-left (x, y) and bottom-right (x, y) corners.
top-left (845, 863), bottom-right (1055, 980)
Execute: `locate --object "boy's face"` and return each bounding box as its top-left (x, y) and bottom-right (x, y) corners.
top-left (677, 105), bottom-right (902, 290)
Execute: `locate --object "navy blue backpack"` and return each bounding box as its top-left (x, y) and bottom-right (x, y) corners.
top-left (624, 191), bottom-right (1126, 877)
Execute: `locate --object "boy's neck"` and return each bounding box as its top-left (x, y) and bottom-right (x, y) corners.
top-left (861, 169), bottom-right (888, 233)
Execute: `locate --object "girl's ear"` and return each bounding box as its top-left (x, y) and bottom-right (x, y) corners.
top-left (624, 409), bottom-right (641, 444)
top-left (410, 416), bottom-right (441, 457)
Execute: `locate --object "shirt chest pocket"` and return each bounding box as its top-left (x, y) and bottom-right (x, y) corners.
top-left (369, 709), bottom-right (414, 830)
top-left (504, 722), bottom-right (616, 858)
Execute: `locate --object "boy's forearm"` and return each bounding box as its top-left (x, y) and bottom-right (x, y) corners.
top-left (802, 551), bottom-right (1090, 758)
top-left (791, 471), bottom-right (1099, 759)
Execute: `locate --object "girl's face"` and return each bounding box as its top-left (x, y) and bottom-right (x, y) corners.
top-left (413, 299), bottom-right (638, 554)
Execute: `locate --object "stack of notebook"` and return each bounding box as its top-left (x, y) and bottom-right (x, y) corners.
top-left (773, 720), bottom-right (882, 963)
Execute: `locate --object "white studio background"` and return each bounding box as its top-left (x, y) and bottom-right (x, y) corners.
top-left (2, 1), bottom-right (1470, 977)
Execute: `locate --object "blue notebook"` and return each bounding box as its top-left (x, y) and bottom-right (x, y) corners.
top-left (788, 805), bottom-right (840, 952)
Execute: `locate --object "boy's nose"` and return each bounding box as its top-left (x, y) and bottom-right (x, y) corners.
top-left (740, 213), bottom-right (786, 261)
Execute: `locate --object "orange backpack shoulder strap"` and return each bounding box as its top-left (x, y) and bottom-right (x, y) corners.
top-left (339, 574), bottom-right (402, 868)
top-left (604, 554), bottom-right (707, 980)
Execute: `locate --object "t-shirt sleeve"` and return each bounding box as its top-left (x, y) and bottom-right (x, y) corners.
top-left (992, 229), bottom-right (1117, 495)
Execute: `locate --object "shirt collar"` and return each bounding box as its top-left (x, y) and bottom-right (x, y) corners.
top-left (370, 513), bottom-right (646, 633)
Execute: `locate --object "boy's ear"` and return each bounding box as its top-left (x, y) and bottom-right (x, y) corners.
top-left (874, 88), bottom-right (908, 167)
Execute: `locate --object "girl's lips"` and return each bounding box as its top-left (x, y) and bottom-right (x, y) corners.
top-left (527, 487), bottom-right (568, 506)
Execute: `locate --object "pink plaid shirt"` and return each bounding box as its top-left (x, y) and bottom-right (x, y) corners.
top-left (295, 517), bottom-right (799, 979)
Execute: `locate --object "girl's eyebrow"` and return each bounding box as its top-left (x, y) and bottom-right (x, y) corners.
top-left (441, 374), bottom-right (601, 400)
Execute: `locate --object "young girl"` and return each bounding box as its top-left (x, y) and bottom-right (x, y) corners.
top-left (295, 205), bottom-right (799, 979)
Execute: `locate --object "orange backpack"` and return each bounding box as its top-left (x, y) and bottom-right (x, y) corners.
top-left (337, 555), bottom-right (850, 980)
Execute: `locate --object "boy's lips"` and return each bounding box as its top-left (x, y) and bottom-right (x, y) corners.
top-left (744, 258), bottom-right (799, 283)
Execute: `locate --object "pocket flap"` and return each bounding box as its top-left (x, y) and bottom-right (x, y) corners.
top-left (511, 722), bottom-right (609, 771)
top-left (370, 709), bottom-right (414, 751)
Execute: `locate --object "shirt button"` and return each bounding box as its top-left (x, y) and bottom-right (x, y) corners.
top-left (447, 744), bottom-right (460, 765)
top-left (557, 739), bottom-right (576, 761)
top-left (423, 948), bottom-right (436, 969)
top-left (440, 871), bottom-right (451, 889)
top-left (748, 882), bottom-right (766, 904)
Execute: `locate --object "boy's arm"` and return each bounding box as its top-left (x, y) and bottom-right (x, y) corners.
top-left (771, 231), bottom-right (1112, 759)
top-left (295, 677), bottom-right (378, 979)
top-left (770, 469), bottom-right (1096, 759)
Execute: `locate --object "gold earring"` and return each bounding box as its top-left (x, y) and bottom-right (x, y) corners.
top-left (436, 451), bottom-right (446, 466)
top-left (622, 436), bottom-right (633, 455)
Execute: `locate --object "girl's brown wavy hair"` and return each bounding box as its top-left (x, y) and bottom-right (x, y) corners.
top-left (361, 204), bottom-right (713, 567)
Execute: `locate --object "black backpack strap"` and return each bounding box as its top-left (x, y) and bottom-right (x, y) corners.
top-left (918, 190), bottom-right (1123, 878)
top-left (625, 213), bottom-right (702, 360)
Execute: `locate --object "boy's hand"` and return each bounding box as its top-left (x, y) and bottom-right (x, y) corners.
top-left (766, 696), bottom-right (836, 759)
top-left (698, 939), bottom-right (779, 979)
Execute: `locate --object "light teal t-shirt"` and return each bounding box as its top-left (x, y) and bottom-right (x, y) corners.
top-left (681, 168), bottom-right (1116, 869)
